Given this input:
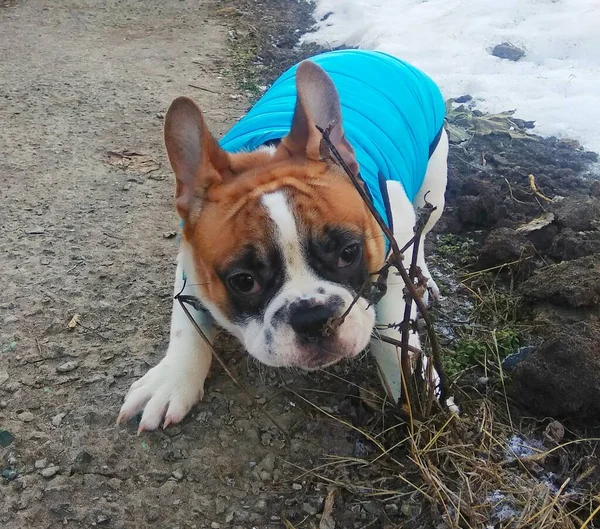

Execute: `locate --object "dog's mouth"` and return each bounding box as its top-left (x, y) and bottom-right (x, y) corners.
top-left (291, 339), bottom-right (362, 370)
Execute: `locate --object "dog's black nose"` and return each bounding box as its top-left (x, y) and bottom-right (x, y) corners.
top-left (290, 301), bottom-right (335, 339)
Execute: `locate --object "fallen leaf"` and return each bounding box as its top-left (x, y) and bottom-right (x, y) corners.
top-left (516, 212), bottom-right (555, 233)
top-left (320, 487), bottom-right (337, 529)
top-left (544, 420), bottom-right (565, 444)
top-left (106, 150), bottom-right (160, 175)
top-left (68, 314), bottom-right (80, 329)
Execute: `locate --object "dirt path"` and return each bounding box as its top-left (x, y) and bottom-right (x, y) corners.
top-left (0, 2), bottom-right (372, 528)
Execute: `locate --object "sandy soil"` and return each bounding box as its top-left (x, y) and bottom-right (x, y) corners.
top-left (0, 2), bottom-right (383, 528)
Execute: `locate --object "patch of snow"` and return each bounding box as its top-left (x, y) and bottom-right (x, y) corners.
top-left (486, 491), bottom-right (519, 522)
top-left (505, 433), bottom-right (545, 459)
top-left (303, 0), bottom-right (600, 153)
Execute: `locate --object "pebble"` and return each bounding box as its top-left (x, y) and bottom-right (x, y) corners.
top-left (35, 459), bottom-right (48, 469)
top-left (40, 466), bottom-right (60, 478)
top-left (0, 400), bottom-right (7, 408)
top-left (172, 469), bottom-right (184, 481)
top-left (0, 430), bottom-right (15, 447)
top-left (4, 315), bottom-right (18, 324)
top-left (254, 499), bottom-right (267, 513)
top-left (211, 523), bottom-right (221, 529)
top-left (258, 453), bottom-right (275, 472)
top-left (2, 469), bottom-right (18, 481)
top-left (18, 411), bottom-right (35, 422)
top-left (56, 361), bottom-right (78, 373)
top-left (302, 502), bottom-right (317, 515)
top-left (0, 371), bottom-right (8, 386)
top-left (292, 483), bottom-right (302, 491)
top-left (51, 412), bottom-right (67, 427)
top-left (491, 42), bottom-right (525, 61)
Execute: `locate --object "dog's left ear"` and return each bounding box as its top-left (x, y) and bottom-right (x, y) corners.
top-left (276, 61), bottom-right (358, 175)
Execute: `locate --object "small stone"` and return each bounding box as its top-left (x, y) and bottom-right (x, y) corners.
top-left (260, 432), bottom-right (272, 446)
top-left (258, 453), bottom-right (275, 472)
top-left (51, 412), bottom-right (67, 427)
top-left (172, 469), bottom-right (184, 481)
top-left (107, 478), bottom-right (122, 491)
top-left (0, 370), bottom-right (8, 385)
top-left (35, 459), bottom-right (47, 469)
top-left (18, 411), bottom-right (35, 422)
top-left (255, 397), bottom-right (266, 405)
top-left (0, 430), bottom-right (15, 447)
top-left (385, 503), bottom-right (399, 515)
top-left (163, 231), bottom-right (177, 239)
top-left (491, 42), bottom-right (525, 61)
top-left (72, 450), bottom-right (93, 471)
top-left (211, 523), bottom-right (221, 529)
top-left (255, 499), bottom-right (267, 513)
top-left (40, 466), bottom-right (60, 478)
top-left (96, 513), bottom-right (110, 525)
top-left (2, 469), bottom-right (18, 481)
top-left (26, 227), bottom-right (45, 235)
top-left (292, 483), bottom-right (302, 491)
top-left (476, 376), bottom-right (489, 388)
top-left (56, 361), bottom-right (78, 373)
top-left (3, 315), bottom-right (18, 324)
top-left (0, 400), bottom-right (7, 408)
top-left (302, 502), bottom-right (317, 515)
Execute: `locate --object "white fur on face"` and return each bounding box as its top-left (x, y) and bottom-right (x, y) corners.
top-left (236, 190), bottom-right (375, 370)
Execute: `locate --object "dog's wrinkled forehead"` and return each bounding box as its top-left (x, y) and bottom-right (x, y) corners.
top-left (186, 172), bottom-right (384, 324)
top-left (217, 187), bottom-right (369, 322)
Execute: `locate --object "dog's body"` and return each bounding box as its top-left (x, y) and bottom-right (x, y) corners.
top-left (118, 50), bottom-right (448, 432)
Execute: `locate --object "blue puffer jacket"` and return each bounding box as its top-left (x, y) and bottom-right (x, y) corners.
top-left (219, 49), bottom-right (445, 228)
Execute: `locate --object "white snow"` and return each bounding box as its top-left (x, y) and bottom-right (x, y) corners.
top-left (302, 0), bottom-right (600, 153)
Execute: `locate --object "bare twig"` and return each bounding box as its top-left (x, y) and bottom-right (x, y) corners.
top-left (317, 124), bottom-right (450, 410)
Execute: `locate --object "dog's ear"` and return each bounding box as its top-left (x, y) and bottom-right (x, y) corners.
top-left (276, 61), bottom-right (358, 175)
top-left (164, 96), bottom-right (231, 219)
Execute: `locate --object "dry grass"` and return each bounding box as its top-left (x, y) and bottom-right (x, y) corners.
top-left (290, 378), bottom-right (600, 528)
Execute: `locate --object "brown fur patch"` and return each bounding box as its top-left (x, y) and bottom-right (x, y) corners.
top-left (183, 155), bottom-right (386, 318)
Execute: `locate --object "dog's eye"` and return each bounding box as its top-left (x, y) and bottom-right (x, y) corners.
top-left (228, 273), bottom-right (261, 295)
top-left (338, 243), bottom-right (360, 268)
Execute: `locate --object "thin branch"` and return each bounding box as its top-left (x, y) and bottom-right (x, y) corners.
top-left (318, 124), bottom-right (450, 409)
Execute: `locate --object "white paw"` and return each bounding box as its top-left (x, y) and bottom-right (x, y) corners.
top-left (117, 357), bottom-right (205, 433)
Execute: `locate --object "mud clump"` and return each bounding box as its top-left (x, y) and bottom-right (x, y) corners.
top-left (477, 227), bottom-right (535, 278)
top-left (521, 255), bottom-right (600, 308)
top-left (511, 322), bottom-right (600, 419)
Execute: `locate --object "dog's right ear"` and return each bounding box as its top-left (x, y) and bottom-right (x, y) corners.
top-left (164, 97), bottom-right (231, 220)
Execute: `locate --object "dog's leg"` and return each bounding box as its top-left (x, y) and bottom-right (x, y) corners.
top-left (371, 182), bottom-right (420, 403)
top-left (412, 128), bottom-right (449, 303)
top-left (371, 131), bottom-right (448, 403)
top-left (118, 244), bottom-right (215, 432)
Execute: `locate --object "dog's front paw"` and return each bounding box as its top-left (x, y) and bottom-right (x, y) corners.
top-left (117, 357), bottom-right (205, 433)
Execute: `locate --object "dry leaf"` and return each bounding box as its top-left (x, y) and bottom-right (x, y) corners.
top-left (319, 487), bottom-right (337, 529)
top-left (516, 212), bottom-right (555, 233)
top-left (106, 150), bottom-right (160, 175)
top-left (68, 314), bottom-right (80, 329)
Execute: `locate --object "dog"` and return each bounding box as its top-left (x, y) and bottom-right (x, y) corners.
top-left (117, 49), bottom-right (448, 432)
